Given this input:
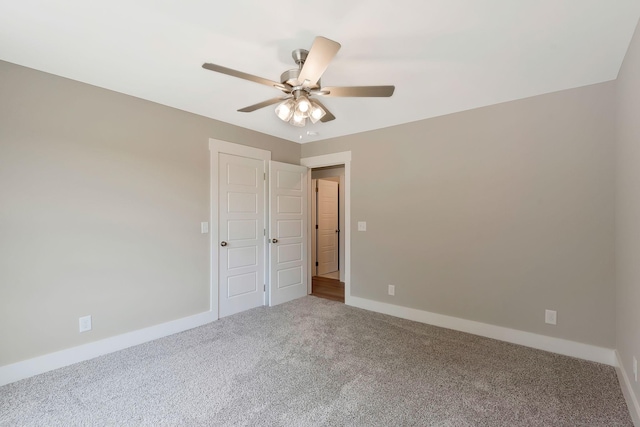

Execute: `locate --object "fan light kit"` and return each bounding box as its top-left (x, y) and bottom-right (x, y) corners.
top-left (202, 36), bottom-right (395, 127)
top-left (275, 93), bottom-right (326, 127)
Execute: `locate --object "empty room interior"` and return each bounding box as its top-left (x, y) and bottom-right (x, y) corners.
top-left (2, 1), bottom-right (640, 425)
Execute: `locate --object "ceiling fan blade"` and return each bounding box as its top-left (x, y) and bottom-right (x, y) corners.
top-left (297, 37), bottom-right (341, 87)
top-left (237, 97), bottom-right (291, 113)
top-left (202, 63), bottom-right (286, 90)
top-left (311, 99), bottom-right (336, 122)
top-left (320, 86), bottom-right (395, 97)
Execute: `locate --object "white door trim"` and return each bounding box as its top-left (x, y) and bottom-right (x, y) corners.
top-left (209, 139), bottom-right (271, 320)
top-left (300, 151), bottom-right (352, 304)
top-left (311, 179), bottom-right (317, 278)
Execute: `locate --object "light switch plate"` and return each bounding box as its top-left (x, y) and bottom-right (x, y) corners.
top-left (545, 309), bottom-right (557, 325)
top-left (79, 315), bottom-right (92, 333)
top-left (358, 221), bottom-right (367, 231)
top-left (201, 222), bottom-right (209, 234)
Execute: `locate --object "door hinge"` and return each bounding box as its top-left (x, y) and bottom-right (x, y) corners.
top-left (315, 262), bottom-right (319, 267)
top-left (315, 187), bottom-right (318, 192)
top-left (264, 229), bottom-right (266, 236)
top-left (315, 224), bottom-right (318, 229)
top-left (264, 284), bottom-right (266, 292)
top-left (264, 173), bottom-right (266, 180)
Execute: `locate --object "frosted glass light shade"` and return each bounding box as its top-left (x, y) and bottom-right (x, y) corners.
top-left (296, 96), bottom-right (311, 114)
top-left (275, 99), bottom-right (294, 122)
top-left (290, 111), bottom-right (306, 127)
top-left (309, 101), bottom-right (326, 124)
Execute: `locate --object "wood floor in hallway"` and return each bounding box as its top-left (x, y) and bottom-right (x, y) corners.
top-left (311, 276), bottom-right (345, 303)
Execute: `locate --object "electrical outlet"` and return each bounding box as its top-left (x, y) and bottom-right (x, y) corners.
top-left (358, 221), bottom-right (367, 231)
top-left (201, 222), bottom-right (209, 234)
top-left (79, 315), bottom-right (92, 333)
top-left (388, 285), bottom-right (395, 296)
top-left (545, 309), bottom-right (557, 325)
top-left (633, 356), bottom-right (637, 382)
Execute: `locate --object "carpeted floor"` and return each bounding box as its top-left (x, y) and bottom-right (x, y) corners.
top-left (0, 296), bottom-right (632, 426)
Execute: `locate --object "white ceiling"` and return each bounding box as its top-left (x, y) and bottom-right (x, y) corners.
top-left (1, 1), bottom-right (639, 143)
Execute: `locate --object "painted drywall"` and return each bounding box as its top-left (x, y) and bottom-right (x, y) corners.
top-left (302, 82), bottom-right (616, 348)
top-left (0, 60), bottom-right (299, 366)
top-left (616, 18), bottom-right (640, 405)
top-left (311, 167), bottom-right (346, 282)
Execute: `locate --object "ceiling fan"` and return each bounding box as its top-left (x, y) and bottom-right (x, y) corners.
top-left (202, 36), bottom-right (395, 127)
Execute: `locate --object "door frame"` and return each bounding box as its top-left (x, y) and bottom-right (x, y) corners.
top-left (209, 139), bottom-right (271, 320)
top-left (311, 178), bottom-right (317, 277)
top-left (300, 151), bottom-right (352, 304)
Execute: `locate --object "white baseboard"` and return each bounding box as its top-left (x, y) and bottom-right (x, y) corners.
top-left (0, 310), bottom-right (216, 387)
top-left (0, 299), bottom-right (621, 390)
top-left (616, 350), bottom-right (640, 426)
top-left (348, 296), bottom-right (616, 366)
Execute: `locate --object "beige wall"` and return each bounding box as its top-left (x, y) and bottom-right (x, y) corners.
top-left (0, 60), bottom-right (299, 366)
top-left (0, 52), bottom-right (625, 366)
top-left (616, 19), bottom-right (640, 403)
top-left (302, 82), bottom-right (616, 348)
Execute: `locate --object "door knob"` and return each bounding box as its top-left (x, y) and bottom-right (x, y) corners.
top-left (272, 238), bottom-right (278, 243)
top-left (220, 241), bottom-right (228, 247)
top-left (335, 229), bottom-right (340, 233)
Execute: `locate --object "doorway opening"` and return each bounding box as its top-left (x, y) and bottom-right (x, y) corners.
top-left (311, 165), bottom-right (345, 302)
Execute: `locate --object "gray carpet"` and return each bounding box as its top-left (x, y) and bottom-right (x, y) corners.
top-left (0, 296), bottom-right (632, 426)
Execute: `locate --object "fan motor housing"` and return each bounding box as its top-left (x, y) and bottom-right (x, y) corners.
top-left (280, 48), bottom-right (321, 89)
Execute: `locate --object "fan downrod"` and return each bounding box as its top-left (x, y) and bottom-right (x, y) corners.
top-left (292, 49), bottom-right (308, 67)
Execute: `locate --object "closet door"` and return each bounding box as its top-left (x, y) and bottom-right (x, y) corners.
top-left (218, 153), bottom-right (265, 317)
top-left (268, 161), bottom-right (308, 306)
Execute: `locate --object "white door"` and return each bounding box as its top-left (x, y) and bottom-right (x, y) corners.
top-left (317, 179), bottom-right (339, 275)
top-left (269, 161), bottom-right (308, 306)
top-left (218, 153), bottom-right (265, 317)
